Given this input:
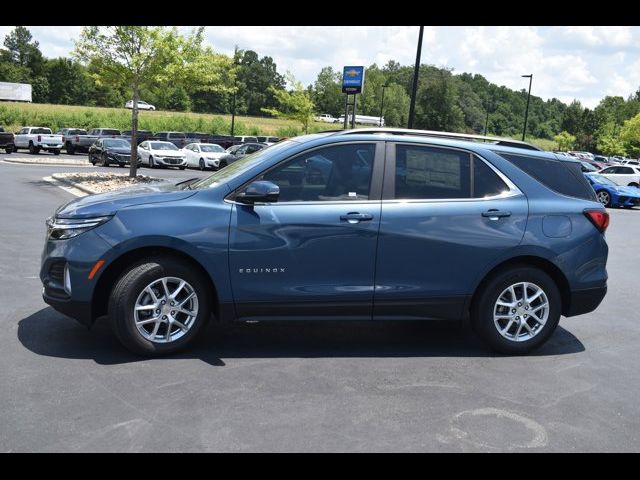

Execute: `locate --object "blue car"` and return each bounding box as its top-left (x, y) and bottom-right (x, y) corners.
top-left (40, 129), bottom-right (609, 356)
top-left (585, 173), bottom-right (640, 208)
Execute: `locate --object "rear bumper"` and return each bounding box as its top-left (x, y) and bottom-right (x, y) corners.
top-left (565, 286), bottom-right (607, 317)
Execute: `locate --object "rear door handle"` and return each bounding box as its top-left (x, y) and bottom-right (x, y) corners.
top-left (482, 210), bottom-right (511, 220)
top-left (340, 212), bottom-right (373, 223)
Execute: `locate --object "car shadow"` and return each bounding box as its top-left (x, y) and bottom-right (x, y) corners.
top-left (17, 307), bottom-right (585, 366)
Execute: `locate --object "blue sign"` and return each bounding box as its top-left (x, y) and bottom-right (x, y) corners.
top-left (342, 66), bottom-right (365, 94)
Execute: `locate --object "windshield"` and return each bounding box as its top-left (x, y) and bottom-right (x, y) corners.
top-left (189, 140), bottom-right (296, 190)
top-left (589, 174), bottom-right (617, 186)
top-left (104, 139), bottom-right (130, 148)
top-left (200, 144), bottom-right (224, 153)
top-left (151, 142), bottom-right (179, 151)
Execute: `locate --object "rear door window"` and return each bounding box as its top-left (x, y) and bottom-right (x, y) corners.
top-left (497, 152), bottom-right (596, 201)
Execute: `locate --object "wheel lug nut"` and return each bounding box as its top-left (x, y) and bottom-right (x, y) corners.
top-left (516, 316), bottom-right (520, 320)
top-left (170, 302), bottom-right (174, 306)
top-left (171, 311), bottom-right (175, 315)
top-left (524, 314), bottom-right (528, 318)
top-left (512, 309), bottom-right (516, 313)
top-left (156, 309), bottom-right (160, 314)
top-left (162, 315), bottom-right (167, 320)
top-left (161, 300), bottom-right (166, 305)
top-left (525, 306), bottom-right (529, 310)
top-left (518, 302), bottom-right (522, 306)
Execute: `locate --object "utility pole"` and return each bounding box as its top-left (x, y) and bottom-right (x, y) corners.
top-left (522, 74), bottom-right (533, 141)
top-left (408, 26), bottom-right (424, 129)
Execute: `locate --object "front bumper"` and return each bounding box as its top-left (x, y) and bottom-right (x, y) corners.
top-left (565, 286), bottom-right (607, 317)
top-left (155, 157), bottom-right (186, 167)
top-left (206, 158), bottom-right (221, 169)
top-left (40, 230), bottom-right (113, 326)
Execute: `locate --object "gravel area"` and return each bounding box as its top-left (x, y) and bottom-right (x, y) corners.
top-left (52, 172), bottom-right (165, 193)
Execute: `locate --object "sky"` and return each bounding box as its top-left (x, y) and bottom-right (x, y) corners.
top-left (1, 26), bottom-right (639, 109)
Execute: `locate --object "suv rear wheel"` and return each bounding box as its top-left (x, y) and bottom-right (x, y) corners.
top-left (108, 256), bottom-right (211, 356)
top-left (472, 266), bottom-right (561, 354)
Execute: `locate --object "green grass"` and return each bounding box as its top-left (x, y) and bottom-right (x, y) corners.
top-left (0, 102), bottom-right (557, 151)
top-left (0, 102), bottom-right (330, 137)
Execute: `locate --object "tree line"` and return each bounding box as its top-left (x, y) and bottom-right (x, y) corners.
top-left (1, 26), bottom-right (640, 156)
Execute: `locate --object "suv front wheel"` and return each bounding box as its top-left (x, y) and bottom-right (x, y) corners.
top-left (108, 256), bottom-right (211, 356)
top-left (472, 266), bottom-right (561, 354)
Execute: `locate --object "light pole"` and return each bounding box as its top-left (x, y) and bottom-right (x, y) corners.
top-left (379, 84), bottom-right (388, 127)
top-left (522, 74), bottom-right (533, 141)
top-left (408, 26), bottom-right (424, 129)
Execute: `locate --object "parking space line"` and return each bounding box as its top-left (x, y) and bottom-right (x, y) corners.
top-left (42, 175), bottom-right (87, 197)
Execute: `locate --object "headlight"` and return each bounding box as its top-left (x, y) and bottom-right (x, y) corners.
top-left (46, 216), bottom-right (112, 240)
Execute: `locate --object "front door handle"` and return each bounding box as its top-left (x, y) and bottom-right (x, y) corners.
top-left (482, 209), bottom-right (511, 220)
top-left (340, 212), bottom-right (373, 224)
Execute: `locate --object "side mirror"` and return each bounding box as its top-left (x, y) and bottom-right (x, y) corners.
top-left (236, 181), bottom-right (280, 204)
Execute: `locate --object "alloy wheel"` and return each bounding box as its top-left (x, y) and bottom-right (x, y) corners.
top-left (493, 282), bottom-right (549, 342)
top-left (133, 276), bottom-right (199, 344)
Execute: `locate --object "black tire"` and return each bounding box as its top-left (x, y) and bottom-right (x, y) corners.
top-left (596, 190), bottom-right (611, 207)
top-left (199, 158), bottom-right (206, 171)
top-left (108, 256), bottom-right (211, 356)
top-left (179, 166), bottom-right (186, 170)
top-left (66, 143), bottom-right (76, 155)
top-left (4, 146), bottom-right (12, 154)
top-left (471, 266), bottom-right (561, 355)
top-left (101, 153), bottom-right (109, 167)
top-left (219, 160), bottom-right (227, 169)
top-left (149, 156), bottom-right (155, 168)
top-left (629, 182), bottom-right (639, 188)
top-left (28, 142), bottom-right (38, 155)
top-left (52, 149), bottom-right (60, 156)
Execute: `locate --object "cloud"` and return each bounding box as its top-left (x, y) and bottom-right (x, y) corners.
top-left (2, 26), bottom-right (639, 109)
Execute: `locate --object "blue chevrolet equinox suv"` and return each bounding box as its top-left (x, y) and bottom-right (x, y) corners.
top-left (40, 129), bottom-right (609, 356)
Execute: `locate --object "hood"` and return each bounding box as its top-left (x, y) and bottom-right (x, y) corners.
top-left (55, 181), bottom-right (197, 218)
top-left (203, 152), bottom-right (226, 159)
top-left (152, 150), bottom-right (184, 157)
top-left (613, 185), bottom-right (640, 197)
top-left (106, 146), bottom-right (132, 154)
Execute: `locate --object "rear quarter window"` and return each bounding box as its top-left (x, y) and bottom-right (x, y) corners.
top-left (497, 152), bottom-right (597, 201)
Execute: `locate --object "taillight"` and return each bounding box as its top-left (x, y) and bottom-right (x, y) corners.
top-left (38, 135), bottom-right (41, 142)
top-left (584, 209), bottom-right (610, 233)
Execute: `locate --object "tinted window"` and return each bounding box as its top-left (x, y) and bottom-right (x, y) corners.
top-left (620, 167), bottom-right (634, 174)
top-left (473, 157), bottom-right (509, 198)
top-left (259, 143), bottom-right (375, 202)
top-left (103, 139), bottom-right (130, 148)
top-left (201, 144), bottom-right (224, 153)
top-left (150, 142), bottom-right (178, 150)
top-left (395, 145), bottom-right (470, 199)
top-left (102, 129), bottom-right (121, 135)
top-left (256, 136), bottom-right (267, 142)
top-left (601, 167), bottom-right (617, 174)
top-left (169, 132), bottom-right (186, 139)
top-left (498, 152), bottom-right (596, 201)
top-left (32, 128), bottom-right (52, 134)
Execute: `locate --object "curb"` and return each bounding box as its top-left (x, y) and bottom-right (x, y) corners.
top-left (3, 157), bottom-right (92, 167)
top-left (51, 174), bottom-right (98, 195)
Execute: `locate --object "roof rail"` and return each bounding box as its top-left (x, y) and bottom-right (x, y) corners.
top-left (329, 127), bottom-right (542, 151)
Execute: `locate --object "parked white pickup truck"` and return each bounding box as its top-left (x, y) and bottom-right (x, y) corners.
top-left (14, 127), bottom-right (63, 155)
top-left (314, 114), bottom-right (337, 123)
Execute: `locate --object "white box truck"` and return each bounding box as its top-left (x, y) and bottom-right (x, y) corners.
top-left (0, 82), bottom-right (32, 102)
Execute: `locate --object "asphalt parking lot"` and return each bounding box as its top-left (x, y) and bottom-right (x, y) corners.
top-left (1, 153), bottom-right (639, 452)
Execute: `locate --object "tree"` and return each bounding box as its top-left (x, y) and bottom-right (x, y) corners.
top-left (553, 131), bottom-right (576, 151)
top-left (262, 74), bottom-right (315, 133)
top-left (620, 114), bottom-right (640, 157)
top-left (74, 26), bottom-right (232, 177)
top-left (415, 68), bottom-right (464, 132)
top-left (312, 66), bottom-right (343, 117)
